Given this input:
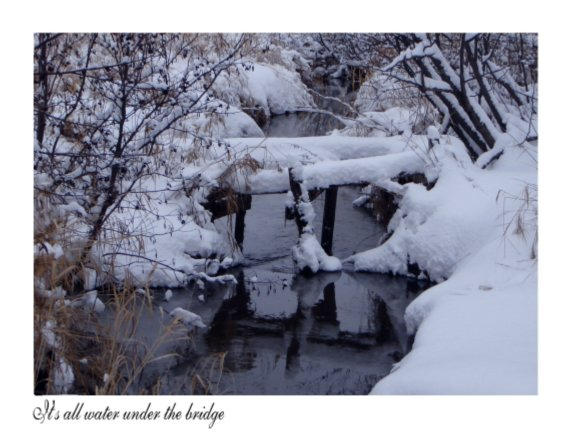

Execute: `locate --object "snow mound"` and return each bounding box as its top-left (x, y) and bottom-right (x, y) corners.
top-left (371, 236), bottom-right (537, 394)
top-left (214, 63), bottom-right (315, 118)
top-left (188, 106), bottom-right (264, 138)
top-left (349, 140), bottom-right (494, 281)
top-left (170, 307), bottom-right (206, 329)
top-left (292, 233), bottom-right (342, 274)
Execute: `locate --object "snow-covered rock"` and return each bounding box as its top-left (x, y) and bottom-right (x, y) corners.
top-left (169, 307), bottom-right (206, 329)
top-left (164, 289), bottom-right (173, 302)
top-left (76, 290), bottom-right (105, 313)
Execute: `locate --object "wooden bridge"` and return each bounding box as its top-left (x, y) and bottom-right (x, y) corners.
top-left (203, 172), bottom-right (354, 256)
top-left (200, 135), bottom-right (435, 270)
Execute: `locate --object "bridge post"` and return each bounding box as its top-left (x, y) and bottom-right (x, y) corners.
top-left (234, 208), bottom-right (246, 251)
top-left (234, 193), bottom-right (251, 251)
top-left (321, 185), bottom-right (338, 255)
top-left (288, 168), bottom-right (306, 235)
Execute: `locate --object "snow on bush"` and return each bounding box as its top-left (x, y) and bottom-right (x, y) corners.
top-left (336, 107), bottom-right (433, 137)
top-left (213, 63), bottom-right (315, 118)
top-left (187, 106), bottom-right (265, 138)
top-left (247, 38), bottom-right (312, 78)
top-left (52, 357), bottom-right (75, 393)
top-left (355, 73), bottom-right (421, 113)
top-left (96, 179), bottom-right (231, 288)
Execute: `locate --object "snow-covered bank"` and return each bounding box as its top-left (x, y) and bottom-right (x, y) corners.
top-left (371, 237), bottom-right (536, 394)
top-left (214, 62), bottom-right (315, 120)
top-left (367, 143), bottom-right (537, 394)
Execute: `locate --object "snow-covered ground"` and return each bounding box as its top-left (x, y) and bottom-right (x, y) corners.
top-left (366, 142), bottom-right (538, 394)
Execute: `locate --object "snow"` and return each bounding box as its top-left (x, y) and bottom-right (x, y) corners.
top-left (241, 147), bottom-right (426, 194)
top-left (221, 135), bottom-right (415, 167)
top-left (359, 108), bottom-right (417, 135)
top-left (214, 63), bottom-right (315, 118)
top-left (187, 107), bottom-right (264, 139)
top-left (371, 237), bottom-right (537, 394)
top-left (37, 285), bottom-right (66, 300)
top-left (42, 320), bottom-right (58, 348)
top-left (290, 184), bottom-right (341, 274)
top-left (169, 307), bottom-right (207, 329)
top-left (349, 152), bottom-right (488, 280)
top-left (352, 194), bottom-right (370, 208)
top-left (355, 72), bottom-right (420, 113)
top-left (95, 174), bottom-right (232, 288)
top-left (32, 34), bottom-right (540, 398)
top-left (340, 107), bottom-right (436, 138)
top-left (164, 289), bottom-right (173, 302)
top-left (292, 233), bottom-right (342, 274)
top-left (207, 134), bottom-right (433, 195)
top-left (35, 242), bottom-right (64, 259)
top-left (80, 290), bottom-right (106, 313)
top-left (52, 357), bottom-right (75, 393)
top-left (83, 268), bottom-right (98, 291)
top-left (364, 142), bottom-right (537, 394)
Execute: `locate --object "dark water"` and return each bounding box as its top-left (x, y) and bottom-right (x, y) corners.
top-left (262, 80), bottom-right (355, 138)
top-left (127, 190), bottom-right (426, 395)
top-left (131, 260), bottom-right (425, 395)
top-left (238, 187), bottom-right (384, 272)
top-left (115, 81), bottom-right (427, 395)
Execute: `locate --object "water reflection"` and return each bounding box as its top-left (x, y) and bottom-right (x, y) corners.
top-left (263, 111), bottom-right (344, 138)
top-left (169, 269), bottom-right (426, 395)
top-left (127, 186), bottom-right (427, 393)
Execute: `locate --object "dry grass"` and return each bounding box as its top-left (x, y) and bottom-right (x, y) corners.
top-left (34, 245), bottom-right (180, 395)
top-left (497, 183), bottom-right (538, 260)
top-left (34, 216), bottom-right (228, 395)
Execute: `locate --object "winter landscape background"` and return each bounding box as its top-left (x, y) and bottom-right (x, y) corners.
top-left (33, 33), bottom-right (537, 395)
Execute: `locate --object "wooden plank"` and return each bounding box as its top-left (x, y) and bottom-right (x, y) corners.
top-left (236, 181), bottom-right (369, 196)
